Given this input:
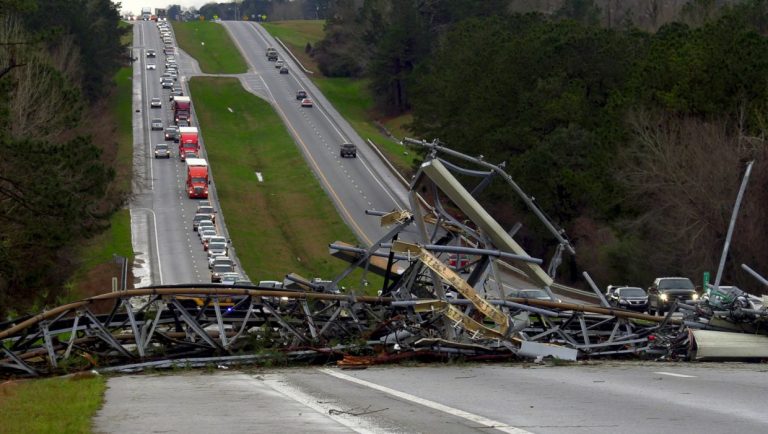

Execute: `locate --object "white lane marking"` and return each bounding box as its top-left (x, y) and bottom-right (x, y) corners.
top-left (248, 22), bottom-right (404, 210)
top-left (261, 374), bottom-right (390, 434)
top-left (139, 28), bottom-right (154, 191)
top-left (655, 372), bottom-right (696, 378)
top-left (320, 368), bottom-right (532, 434)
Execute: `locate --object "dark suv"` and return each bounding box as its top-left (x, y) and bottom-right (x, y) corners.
top-left (340, 143), bottom-right (357, 158)
top-left (606, 286), bottom-right (648, 312)
top-left (648, 277), bottom-right (698, 315)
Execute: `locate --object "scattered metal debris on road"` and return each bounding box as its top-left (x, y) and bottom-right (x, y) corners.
top-left (2, 142), bottom-right (766, 376)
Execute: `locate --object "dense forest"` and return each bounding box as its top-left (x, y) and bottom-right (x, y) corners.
top-left (313, 0), bottom-right (768, 291)
top-left (0, 0), bottom-right (127, 316)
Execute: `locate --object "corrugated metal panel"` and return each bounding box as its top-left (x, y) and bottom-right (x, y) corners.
top-left (692, 330), bottom-right (768, 360)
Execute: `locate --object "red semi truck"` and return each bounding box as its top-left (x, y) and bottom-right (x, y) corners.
top-left (178, 126), bottom-right (199, 161)
top-left (172, 96), bottom-right (191, 124)
top-left (185, 158), bottom-right (209, 198)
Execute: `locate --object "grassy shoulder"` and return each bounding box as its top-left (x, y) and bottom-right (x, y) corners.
top-left (68, 66), bottom-right (135, 302)
top-left (261, 20), bottom-right (418, 173)
top-left (0, 376), bottom-right (106, 433)
top-left (173, 21), bottom-right (247, 74)
top-left (190, 77), bottom-right (380, 291)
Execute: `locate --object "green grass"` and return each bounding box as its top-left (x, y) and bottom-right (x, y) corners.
top-left (261, 20), bottom-right (325, 49)
top-left (113, 66), bottom-right (134, 194)
top-left (78, 209), bottom-right (133, 271)
top-left (261, 21), bottom-right (419, 173)
top-left (172, 21), bottom-right (247, 74)
top-left (0, 376), bottom-right (106, 433)
top-left (119, 21), bottom-right (132, 46)
top-left (190, 77), bottom-right (381, 292)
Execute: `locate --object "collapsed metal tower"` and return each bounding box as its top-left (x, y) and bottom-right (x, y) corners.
top-left (3, 141), bottom-right (768, 376)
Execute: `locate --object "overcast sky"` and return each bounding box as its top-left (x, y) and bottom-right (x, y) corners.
top-left (119, 1), bottom-right (208, 16)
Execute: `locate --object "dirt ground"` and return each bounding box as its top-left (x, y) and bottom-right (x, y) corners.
top-left (76, 262), bottom-right (134, 314)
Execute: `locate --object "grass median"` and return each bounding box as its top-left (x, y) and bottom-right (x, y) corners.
top-left (190, 77), bottom-right (380, 291)
top-left (0, 376), bottom-right (105, 433)
top-left (173, 21), bottom-right (247, 74)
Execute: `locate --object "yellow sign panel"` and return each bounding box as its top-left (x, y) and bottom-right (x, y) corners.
top-left (392, 241), bottom-right (509, 336)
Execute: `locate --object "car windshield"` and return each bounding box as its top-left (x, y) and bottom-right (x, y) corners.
top-left (618, 287), bottom-right (646, 297)
top-left (209, 243), bottom-right (226, 250)
top-left (155, 144), bottom-right (167, 150)
top-left (520, 289), bottom-right (550, 299)
top-left (192, 177), bottom-right (206, 184)
top-left (198, 207), bottom-right (214, 214)
top-left (659, 278), bottom-right (694, 290)
top-left (193, 214), bottom-right (207, 222)
top-left (213, 265), bottom-right (234, 273)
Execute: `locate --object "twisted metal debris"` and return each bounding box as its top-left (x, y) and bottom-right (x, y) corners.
top-left (2, 141), bottom-right (767, 376)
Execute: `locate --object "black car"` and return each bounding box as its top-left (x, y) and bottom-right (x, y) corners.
top-left (648, 277), bottom-right (699, 315)
top-left (164, 127), bottom-right (179, 142)
top-left (296, 90), bottom-right (307, 100)
top-left (340, 143), bottom-right (357, 158)
top-left (279, 66), bottom-right (289, 74)
top-left (146, 49), bottom-right (156, 58)
top-left (606, 286), bottom-right (648, 312)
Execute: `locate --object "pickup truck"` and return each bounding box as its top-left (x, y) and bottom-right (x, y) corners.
top-left (340, 143), bottom-right (357, 158)
top-left (648, 277), bottom-right (699, 315)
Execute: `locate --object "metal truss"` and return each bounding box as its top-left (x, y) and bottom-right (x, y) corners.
top-left (3, 143), bottom-right (767, 376)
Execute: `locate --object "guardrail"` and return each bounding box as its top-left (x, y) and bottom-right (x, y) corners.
top-left (274, 36), bottom-right (313, 74)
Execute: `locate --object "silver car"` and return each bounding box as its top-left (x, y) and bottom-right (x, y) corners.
top-left (207, 242), bottom-right (228, 258)
top-left (197, 224), bottom-right (215, 238)
top-left (210, 257), bottom-right (235, 270)
top-left (200, 229), bottom-right (217, 245)
top-left (151, 118), bottom-right (163, 130)
top-left (153, 143), bottom-right (170, 158)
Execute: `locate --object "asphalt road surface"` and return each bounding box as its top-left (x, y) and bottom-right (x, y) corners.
top-left (131, 21), bottom-right (239, 285)
top-left (94, 361), bottom-right (768, 433)
top-left (220, 21), bottom-right (415, 247)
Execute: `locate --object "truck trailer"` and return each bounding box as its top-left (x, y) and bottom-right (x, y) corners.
top-left (185, 158), bottom-right (209, 199)
top-left (178, 126), bottom-right (199, 161)
top-left (172, 96), bottom-right (191, 123)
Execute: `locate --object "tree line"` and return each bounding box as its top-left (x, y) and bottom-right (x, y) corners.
top-left (314, 0), bottom-right (768, 291)
top-left (0, 0), bottom-right (127, 316)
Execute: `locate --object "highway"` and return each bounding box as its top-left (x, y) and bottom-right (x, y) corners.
top-left (131, 20), bottom-right (238, 285)
top-left (96, 21), bottom-right (761, 434)
top-left (220, 21), bottom-right (416, 247)
top-left (95, 362), bottom-right (768, 433)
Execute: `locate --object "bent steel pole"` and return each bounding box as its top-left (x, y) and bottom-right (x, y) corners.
top-left (713, 161), bottom-right (754, 293)
top-left (741, 263), bottom-right (768, 287)
top-left (404, 137), bottom-right (575, 255)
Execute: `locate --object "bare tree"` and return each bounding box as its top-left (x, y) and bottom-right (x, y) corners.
top-left (619, 110), bottom-right (768, 289)
top-left (0, 15), bottom-right (82, 140)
